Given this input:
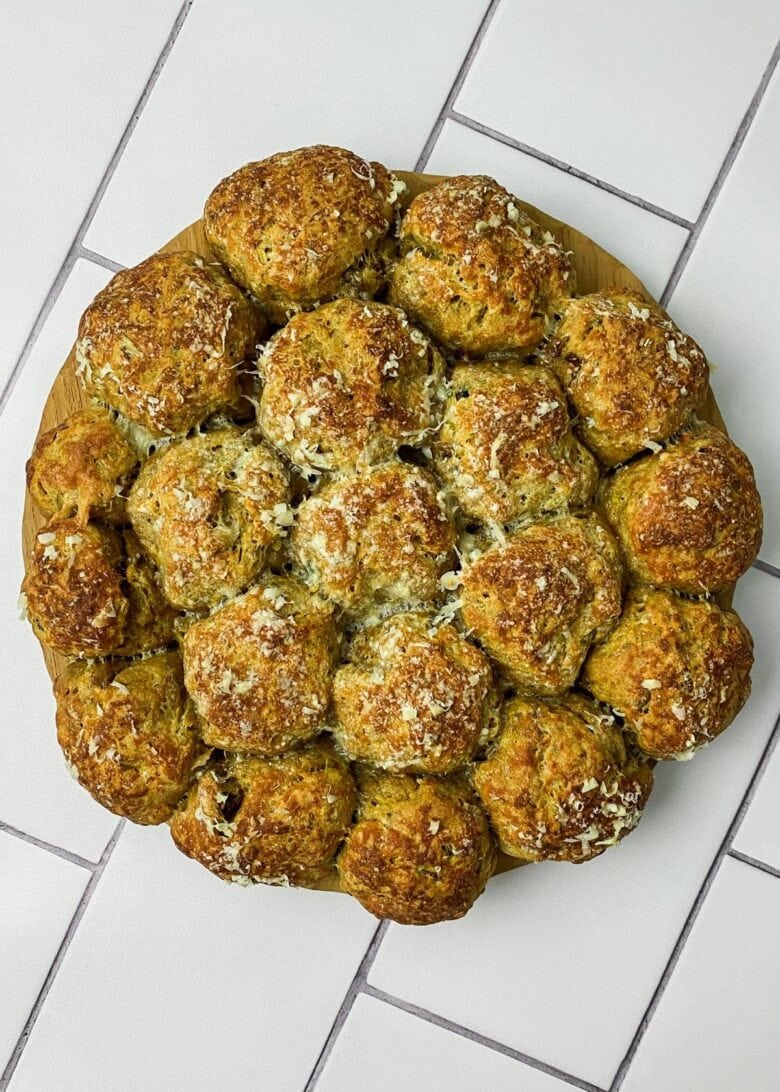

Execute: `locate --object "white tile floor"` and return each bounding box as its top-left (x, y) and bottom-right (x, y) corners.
top-left (0, 0), bottom-right (183, 390)
top-left (316, 993), bottom-right (572, 1092)
top-left (454, 0), bottom-right (780, 220)
top-left (1, 4), bottom-right (778, 1091)
top-left (621, 857), bottom-right (780, 1092)
top-left (0, 834), bottom-right (89, 1073)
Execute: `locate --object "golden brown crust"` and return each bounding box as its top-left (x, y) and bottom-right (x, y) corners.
top-left (182, 576), bottom-right (337, 755)
top-left (338, 769), bottom-right (495, 924)
top-left (459, 512), bottom-right (623, 696)
top-left (389, 175), bottom-right (573, 354)
top-left (127, 426), bottom-right (291, 611)
top-left (582, 586), bottom-right (753, 759)
top-left (334, 611), bottom-right (497, 774)
top-left (170, 738), bottom-right (357, 886)
top-left (259, 299), bottom-right (445, 474)
top-left (76, 251), bottom-right (263, 436)
top-left (434, 362), bottom-right (598, 524)
top-left (292, 462), bottom-right (456, 616)
top-left (599, 423), bottom-right (762, 593)
top-left (204, 145), bottom-right (402, 323)
top-left (23, 517), bottom-right (127, 656)
top-left (541, 289), bottom-right (709, 465)
top-left (26, 406), bottom-right (138, 524)
top-left (55, 652), bottom-right (203, 825)
top-left (22, 516), bottom-right (177, 658)
top-left (473, 693), bottom-right (653, 862)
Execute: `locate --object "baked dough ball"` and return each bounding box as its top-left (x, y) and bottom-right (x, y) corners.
top-left (76, 251), bottom-right (262, 436)
top-left (204, 145), bottom-right (403, 323)
top-left (600, 423), bottom-right (762, 593)
top-left (23, 517), bottom-right (126, 656)
top-left (26, 406), bottom-right (137, 524)
top-left (292, 462), bottom-right (456, 615)
top-left (434, 362), bottom-right (598, 525)
top-left (473, 694), bottom-right (653, 862)
top-left (259, 299), bottom-right (445, 475)
top-left (116, 529), bottom-right (179, 656)
top-left (170, 739), bottom-right (357, 886)
top-left (460, 512), bottom-right (623, 696)
top-left (582, 587), bottom-right (753, 760)
top-left (128, 426), bottom-right (291, 611)
top-left (23, 518), bottom-right (178, 658)
top-left (54, 652), bottom-right (202, 825)
top-left (338, 769), bottom-right (495, 924)
top-left (541, 289), bottom-right (709, 466)
top-left (182, 576), bottom-right (337, 755)
top-left (333, 610), bottom-right (497, 773)
top-left (389, 174), bottom-right (573, 355)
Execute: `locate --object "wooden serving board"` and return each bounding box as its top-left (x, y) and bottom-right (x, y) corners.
top-left (21, 170), bottom-right (729, 890)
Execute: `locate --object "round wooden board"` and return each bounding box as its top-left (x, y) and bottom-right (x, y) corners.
top-left (21, 170), bottom-right (730, 891)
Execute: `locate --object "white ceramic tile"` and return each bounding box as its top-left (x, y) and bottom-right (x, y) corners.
top-left (318, 993), bottom-right (568, 1092)
top-left (426, 120), bottom-right (688, 300)
top-left (0, 831), bottom-right (88, 1072)
top-left (0, 260), bottom-right (119, 861)
top-left (732, 738), bottom-right (780, 872)
top-left (0, 0), bottom-right (183, 388)
top-left (10, 823), bottom-right (377, 1092)
top-left (84, 0), bottom-right (490, 266)
top-left (668, 70), bottom-right (780, 570)
top-left (369, 568), bottom-right (780, 1088)
top-left (623, 857), bottom-right (780, 1092)
top-left (456, 0), bottom-right (779, 221)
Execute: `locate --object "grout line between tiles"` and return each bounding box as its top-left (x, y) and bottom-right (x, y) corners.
top-left (0, 819), bottom-right (96, 873)
top-left (303, 919), bottom-right (390, 1090)
top-left (753, 558), bottom-right (780, 580)
top-left (414, 0), bottom-right (503, 172)
top-left (361, 984), bottom-right (605, 1092)
top-left (0, 820), bottom-right (125, 1090)
top-left (0, 0), bottom-right (194, 421)
top-left (76, 245), bottom-right (126, 273)
top-left (661, 36), bottom-right (780, 307)
top-left (446, 112), bottom-right (695, 230)
top-left (610, 705), bottom-right (780, 1091)
top-left (728, 849), bottom-right (780, 880)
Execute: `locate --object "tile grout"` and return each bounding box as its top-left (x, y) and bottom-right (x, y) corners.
top-left (446, 112), bottom-right (695, 230)
top-left (609, 706), bottom-right (780, 1091)
top-left (661, 36), bottom-right (780, 307)
top-left (0, 819), bottom-right (97, 873)
top-left (361, 984), bottom-right (605, 1092)
top-left (753, 558), bottom-right (780, 580)
top-left (77, 245), bottom-right (126, 273)
top-left (303, 919), bottom-right (390, 1090)
top-left (728, 848), bottom-right (780, 880)
top-left (414, 0), bottom-right (503, 172)
top-left (0, 0), bottom-right (194, 421)
top-left (0, 820), bottom-right (125, 1090)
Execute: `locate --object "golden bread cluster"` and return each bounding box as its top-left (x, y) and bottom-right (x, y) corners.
top-left (22, 145), bottom-right (762, 925)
